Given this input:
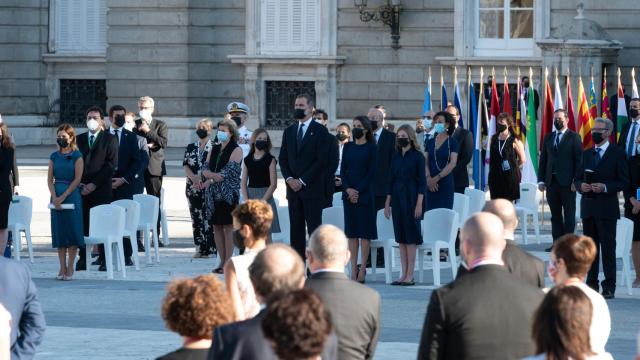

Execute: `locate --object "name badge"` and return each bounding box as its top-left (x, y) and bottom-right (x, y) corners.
top-left (502, 160), bottom-right (511, 172)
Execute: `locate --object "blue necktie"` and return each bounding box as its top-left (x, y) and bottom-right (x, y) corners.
top-left (297, 123), bottom-right (305, 148)
top-left (627, 122), bottom-right (638, 157)
top-left (594, 147), bottom-right (602, 167)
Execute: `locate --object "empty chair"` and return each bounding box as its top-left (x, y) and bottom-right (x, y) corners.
top-left (111, 199), bottom-right (141, 270)
top-left (322, 206), bottom-right (344, 229)
top-left (133, 194), bottom-right (160, 264)
top-left (371, 209), bottom-right (395, 283)
top-left (8, 195), bottom-right (33, 262)
top-left (515, 182), bottom-right (542, 244)
top-left (160, 188), bottom-right (170, 246)
top-left (453, 193), bottom-right (470, 227)
top-left (464, 187), bottom-right (486, 216)
top-left (417, 208), bottom-right (459, 286)
top-left (616, 217), bottom-right (634, 296)
top-left (272, 205), bottom-right (290, 245)
top-left (83, 204), bottom-right (127, 279)
top-left (575, 192), bottom-right (582, 228)
top-left (332, 192), bottom-right (342, 206)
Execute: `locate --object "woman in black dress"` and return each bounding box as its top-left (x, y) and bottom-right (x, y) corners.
top-left (0, 122), bottom-right (15, 256)
top-left (203, 119), bottom-right (243, 274)
top-left (488, 112), bottom-right (525, 201)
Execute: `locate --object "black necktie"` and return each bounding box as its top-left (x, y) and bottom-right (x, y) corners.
top-left (114, 129), bottom-right (120, 142)
top-left (594, 147), bottom-right (602, 167)
top-left (297, 123), bottom-right (305, 148)
top-left (554, 133), bottom-right (560, 150)
top-left (89, 135), bottom-right (95, 148)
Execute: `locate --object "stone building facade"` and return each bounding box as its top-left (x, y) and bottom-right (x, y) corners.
top-left (0, 0), bottom-right (638, 146)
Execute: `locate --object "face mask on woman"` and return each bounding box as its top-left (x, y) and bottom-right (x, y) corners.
top-left (434, 123), bottom-right (445, 134)
top-left (217, 131), bottom-right (229, 143)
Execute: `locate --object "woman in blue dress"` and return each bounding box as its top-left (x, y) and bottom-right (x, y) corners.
top-left (48, 124), bottom-right (84, 281)
top-left (341, 115), bottom-right (377, 283)
top-left (425, 111), bottom-right (459, 210)
top-left (384, 124), bottom-right (426, 286)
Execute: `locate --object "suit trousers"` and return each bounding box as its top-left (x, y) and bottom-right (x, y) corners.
top-left (80, 192), bottom-right (112, 264)
top-left (583, 216), bottom-right (617, 291)
top-left (454, 186), bottom-right (466, 194)
top-left (546, 178), bottom-right (576, 241)
top-left (144, 172), bottom-right (163, 237)
top-left (288, 194), bottom-right (322, 260)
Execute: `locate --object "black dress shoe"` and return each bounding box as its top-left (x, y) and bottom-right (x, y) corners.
top-left (91, 259), bottom-right (101, 266)
top-left (98, 264), bottom-right (107, 272)
top-left (602, 289), bottom-right (615, 299)
top-left (158, 240), bottom-right (165, 248)
top-left (125, 257), bottom-right (134, 266)
top-left (75, 261), bottom-right (86, 271)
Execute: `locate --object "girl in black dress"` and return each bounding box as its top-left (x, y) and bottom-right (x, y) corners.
top-left (203, 119), bottom-right (243, 274)
top-left (0, 122), bottom-right (15, 256)
top-left (488, 112), bottom-right (526, 201)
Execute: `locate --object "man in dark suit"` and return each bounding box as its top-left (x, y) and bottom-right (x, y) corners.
top-left (209, 244), bottom-right (337, 360)
top-left (575, 117), bottom-right (629, 299)
top-left (418, 213), bottom-right (544, 360)
top-left (538, 108), bottom-right (583, 251)
top-left (0, 257), bottom-right (45, 359)
top-left (76, 106), bottom-right (119, 271)
top-left (446, 105), bottom-right (473, 193)
top-left (124, 112), bottom-right (149, 196)
top-left (279, 93), bottom-right (330, 259)
top-left (134, 96), bottom-right (168, 246)
top-left (108, 105), bottom-right (143, 266)
top-left (314, 109), bottom-right (339, 208)
top-left (305, 225), bottom-right (380, 360)
top-left (368, 107), bottom-right (395, 211)
top-left (457, 199), bottom-right (545, 288)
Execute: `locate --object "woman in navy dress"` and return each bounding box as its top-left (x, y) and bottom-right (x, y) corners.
top-left (0, 121), bottom-right (15, 257)
top-left (48, 124), bottom-right (84, 281)
top-left (425, 111), bottom-right (459, 210)
top-left (341, 115), bottom-right (377, 283)
top-left (384, 124), bottom-right (426, 286)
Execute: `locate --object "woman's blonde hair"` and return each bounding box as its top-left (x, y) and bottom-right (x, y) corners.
top-left (196, 118), bottom-right (213, 131)
top-left (395, 124), bottom-right (421, 151)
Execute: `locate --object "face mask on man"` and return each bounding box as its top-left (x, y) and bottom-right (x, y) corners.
top-left (591, 131), bottom-right (605, 144)
top-left (87, 119), bottom-right (99, 132)
top-left (630, 108), bottom-right (640, 119)
top-left (231, 116), bottom-right (242, 127)
top-left (114, 115), bottom-right (126, 128)
top-left (139, 109), bottom-right (152, 120)
top-left (294, 109), bottom-right (306, 120)
top-left (553, 119), bottom-right (564, 131)
top-left (423, 118), bottom-right (433, 129)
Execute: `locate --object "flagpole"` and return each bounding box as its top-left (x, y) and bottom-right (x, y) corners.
top-left (441, 66), bottom-right (444, 110)
top-left (467, 66), bottom-right (471, 130)
top-left (428, 65), bottom-right (432, 111)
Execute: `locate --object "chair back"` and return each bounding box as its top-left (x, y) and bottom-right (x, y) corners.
top-left (376, 209), bottom-right (394, 241)
top-left (111, 199), bottom-right (141, 235)
top-left (133, 194), bottom-right (159, 225)
top-left (575, 192), bottom-right (582, 220)
top-left (8, 195), bottom-right (32, 227)
top-left (422, 208), bottom-right (458, 246)
top-left (274, 206), bottom-right (290, 244)
top-left (453, 193), bottom-right (469, 226)
top-left (517, 182), bottom-right (542, 212)
top-left (616, 217), bottom-right (634, 257)
top-left (88, 204), bottom-right (126, 240)
top-left (322, 206), bottom-right (344, 229)
top-left (464, 188), bottom-right (486, 215)
top-left (332, 192), bottom-right (342, 206)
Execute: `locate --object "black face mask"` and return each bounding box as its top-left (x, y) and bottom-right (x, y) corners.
top-left (523, 80), bottom-right (530, 88)
top-left (397, 138), bottom-right (410, 148)
top-left (57, 138), bottom-right (69, 148)
top-left (631, 108), bottom-right (640, 119)
top-left (294, 109), bottom-right (306, 120)
top-left (113, 115), bottom-right (126, 127)
top-left (352, 128), bottom-right (365, 140)
top-left (370, 120), bottom-right (378, 130)
top-left (496, 123), bottom-right (508, 133)
top-left (233, 229), bottom-right (246, 251)
top-left (336, 133), bottom-right (348, 141)
top-left (231, 116), bottom-right (242, 127)
top-left (196, 128), bottom-right (208, 139)
top-left (592, 132), bottom-right (605, 144)
top-left (255, 139), bottom-right (268, 151)
top-left (554, 120), bottom-right (564, 131)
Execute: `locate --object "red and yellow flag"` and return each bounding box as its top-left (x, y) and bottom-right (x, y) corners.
top-left (577, 77), bottom-right (594, 148)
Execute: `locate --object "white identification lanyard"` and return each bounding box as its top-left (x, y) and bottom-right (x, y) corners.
top-left (498, 135), bottom-right (509, 158)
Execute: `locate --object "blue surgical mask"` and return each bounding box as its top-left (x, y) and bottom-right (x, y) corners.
top-left (217, 131), bottom-right (229, 143)
top-left (423, 118), bottom-right (433, 129)
top-left (434, 123), bottom-right (445, 134)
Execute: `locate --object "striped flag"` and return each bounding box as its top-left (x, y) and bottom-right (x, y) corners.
top-left (554, 71), bottom-right (564, 110)
top-left (617, 68), bottom-right (629, 141)
top-left (578, 77), bottom-right (594, 148)
top-left (523, 68), bottom-right (538, 181)
top-left (484, 73), bottom-right (500, 186)
top-left (541, 68), bottom-right (554, 150)
top-left (588, 77), bottom-right (598, 126)
top-left (566, 76), bottom-right (576, 131)
top-left (602, 69), bottom-right (611, 119)
top-left (468, 70), bottom-right (481, 188)
top-left (422, 68), bottom-right (432, 114)
top-left (515, 71), bottom-right (527, 141)
top-left (633, 68), bottom-right (639, 99)
top-left (453, 68), bottom-right (464, 127)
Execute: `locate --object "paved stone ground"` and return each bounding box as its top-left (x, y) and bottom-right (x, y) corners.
top-left (10, 146), bottom-right (640, 359)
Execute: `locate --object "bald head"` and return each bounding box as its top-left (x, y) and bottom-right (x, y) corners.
top-left (249, 244), bottom-right (305, 302)
top-left (460, 213), bottom-right (506, 263)
top-left (367, 108), bottom-right (384, 123)
top-left (482, 199), bottom-right (518, 234)
top-left (307, 225), bottom-right (349, 271)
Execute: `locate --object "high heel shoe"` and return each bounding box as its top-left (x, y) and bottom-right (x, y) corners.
top-left (63, 271), bottom-right (74, 281)
top-left (56, 274), bottom-right (64, 280)
top-left (357, 269), bottom-right (366, 284)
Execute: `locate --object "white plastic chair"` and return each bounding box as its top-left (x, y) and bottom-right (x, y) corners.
top-left (616, 217), bottom-right (634, 296)
top-left (322, 206), bottom-right (344, 229)
top-left (83, 204), bottom-right (127, 279)
top-left (575, 192), bottom-right (582, 228)
top-left (133, 194), bottom-right (160, 264)
top-left (515, 183), bottom-right (542, 244)
top-left (417, 208), bottom-right (459, 286)
top-left (272, 205), bottom-right (290, 245)
top-left (111, 199), bottom-right (141, 270)
top-left (8, 195), bottom-right (33, 263)
top-left (453, 193), bottom-right (470, 227)
top-left (332, 192), bottom-right (342, 206)
top-left (372, 209), bottom-right (395, 284)
top-left (160, 188), bottom-right (170, 246)
top-left (464, 187), bottom-right (486, 216)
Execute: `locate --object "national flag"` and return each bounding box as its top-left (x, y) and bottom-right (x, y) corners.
top-left (484, 73), bottom-right (500, 186)
top-left (441, 68), bottom-right (448, 110)
top-left (515, 74), bottom-right (527, 141)
top-left (602, 69), bottom-right (611, 120)
top-left (633, 68), bottom-right (639, 99)
top-left (422, 68), bottom-right (432, 114)
top-left (541, 68), bottom-right (554, 150)
top-left (577, 77), bottom-right (593, 148)
top-left (453, 69), bottom-right (464, 127)
top-left (522, 69), bottom-right (538, 182)
top-left (554, 72), bottom-right (564, 110)
top-left (468, 72), bottom-right (481, 188)
top-left (588, 77), bottom-right (598, 126)
top-left (566, 76), bottom-right (576, 131)
top-left (617, 69), bottom-right (629, 140)
top-left (503, 73), bottom-right (513, 117)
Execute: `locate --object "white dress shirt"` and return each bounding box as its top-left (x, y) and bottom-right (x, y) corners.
top-left (374, 127), bottom-right (383, 144)
top-left (298, 118), bottom-right (313, 139)
top-left (625, 118), bottom-right (640, 156)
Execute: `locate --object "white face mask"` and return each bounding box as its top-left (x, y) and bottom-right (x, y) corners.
top-left (87, 119), bottom-right (99, 132)
top-left (139, 109), bottom-right (152, 120)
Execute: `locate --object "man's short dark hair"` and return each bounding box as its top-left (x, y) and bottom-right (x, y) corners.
top-left (553, 108), bottom-right (567, 117)
top-left (314, 109), bottom-right (328, 120)
top-left (296, 93), bottom-right (315, 107)
top-left (108, 105), bottom-right (127, 118)
top-left (85, 106), bottom-right (105, 119)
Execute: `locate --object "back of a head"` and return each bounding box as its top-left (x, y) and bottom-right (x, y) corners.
top-left (249, 244), bottom-right (305, 300)
top-left (552, 234), bottom-right (597, 279)
top-left (308, 225), bottom-right (348, 266)
top-left (532, 285), bottom-right (594, 360)
top-left (261, 289), bottom-right (332, 360)
top-left (460, 213), bottom-right (506, 261)
top-left (232, 199), bottom-right (274, 242)
top-left (482, 199), bottom-right (518, 233)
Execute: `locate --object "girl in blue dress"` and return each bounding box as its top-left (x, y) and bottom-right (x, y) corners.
top-left (48, 124), bottom-right (84, 281)
top-left (341, 115), bottom-right (377, 283)
top-left (425, 111), bottom-right (459, 210)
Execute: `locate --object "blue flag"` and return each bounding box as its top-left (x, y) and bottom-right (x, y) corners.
top-left (441, 83), bottom-right (448, 110)
top-left (422, 75), bottom-right (432, 114)
top-left (454, 80), bottom-right (464, 128)
top-left (468, 82), bottom-right (481, 188)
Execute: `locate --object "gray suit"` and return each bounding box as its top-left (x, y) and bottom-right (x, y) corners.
top-left (0, 257), bottom-right (46, 359)
top-left (305, 271), bottom-right (381, 360)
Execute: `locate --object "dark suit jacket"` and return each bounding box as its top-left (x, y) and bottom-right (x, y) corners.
top-left (134, 118), bottom-right (168, 176)
top-left (111, 128), bottom-right (143, 200)
top-left (325, 133), bottom-right (340, 207)
top-left (456, 240), bottom-right (545, 289)
top-left (279, 120), bottom-right (330, 200)
top-left (0, 257), bottom-right (46, 359)
top-left (209, 309), bottom-right (338, 360)
top-left (538, 130), bottom-right (583, 187)
top-left (451, 126), bottom-right (473, 191)
top-left (373, 128), bottom-right (395, 198)
top-left (574, 144), bottom-right (629, 220)
top-left (134, 134), bottom-right (150, 194)
top-left (77, 130), bottom-right (119, 200)
top-left (418, 264), bottom-right (544, 360)
top-left (305, 271), bottom-right (381, 360)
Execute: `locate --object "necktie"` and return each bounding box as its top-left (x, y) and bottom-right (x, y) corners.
top-left (297, 123), bottom-right (305, 148)
top-left (114, 129), bottom-right (120, 142)
top-left (89, 135), bottom-right (95, 148)
top-left (375, 133), bottom-right (379, 144)
top-left (627, 122), bottom-right (638, 157)
top-left (594, 147), bottom-right (602, 167)
top-left (554, 133), bottom-right (560, 150)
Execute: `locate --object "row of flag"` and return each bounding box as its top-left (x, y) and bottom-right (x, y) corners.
top-left (421, 66), bottom-right (639, 190)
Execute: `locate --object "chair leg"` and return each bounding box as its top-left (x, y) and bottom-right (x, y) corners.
top-left (161, 210), bottom-right (170, 246)
top-left (384, 241), bottom-right (392, 284)
top-left (449, 245), bottom-right (458, 279)
top-left (152, 230), bottom-right (160, 263)
top-left (371, 247), bottom-right (378, 277)
top-left (104, 243), bottom-right (114, 280)
top-left (522, 213), bottom-right (529, 245)
top-left (85, 246), bottom-right (91, 273)
top-left (418, 248), bottom-right (424, 284)
top-left (128, 236), bottom-right (140, 271)
top-left (433, 247), bottom-right (441, 286)
top-left (144, 228), bottom-right (151, 264)
top-left (25, 228), bottom-right (33, 263)
top-left (624, 255), bottom-right (633, 295)
top-left (13, 228), bottom-right (21, 261)
top-left (533, 213), bottom-right (540, 244)
top-left (117, 241), bottom-right (127, 279)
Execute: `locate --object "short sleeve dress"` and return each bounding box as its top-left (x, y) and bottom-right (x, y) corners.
top-left (50, 150), bottom-right (84, 248)
top-left (425, 136), bottom-right (460, 210)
